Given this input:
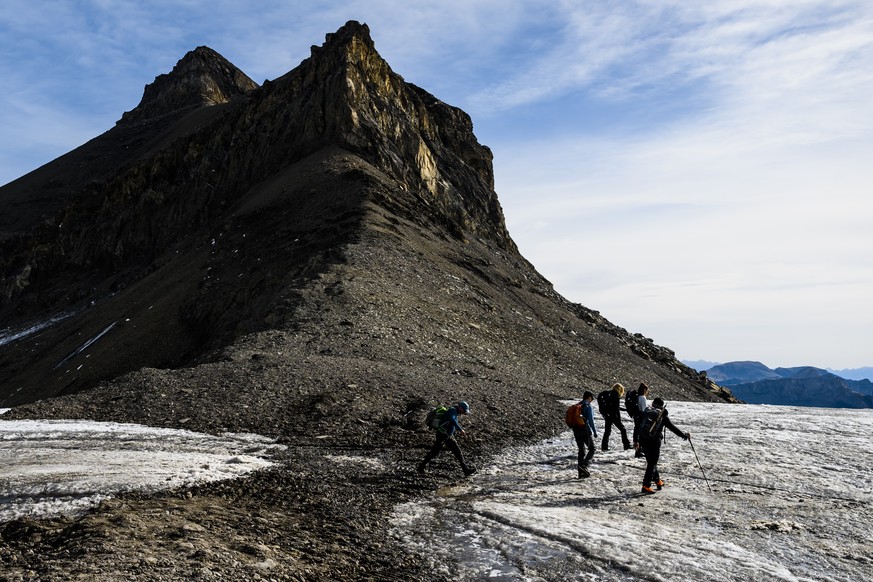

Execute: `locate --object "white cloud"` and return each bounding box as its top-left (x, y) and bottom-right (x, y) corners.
top-left (483, 1), bottom-right (873, 367)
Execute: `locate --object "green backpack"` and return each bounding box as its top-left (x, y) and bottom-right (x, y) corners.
top-left (425, 406), bottom-right (448, 430)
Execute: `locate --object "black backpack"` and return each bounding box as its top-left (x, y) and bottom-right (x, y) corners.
top-left (596, 390), bottom-right (610, 416)
top-left (625, 389), bottom-right (640, 419)
top-left (638, 407), bottom-right (665, 438)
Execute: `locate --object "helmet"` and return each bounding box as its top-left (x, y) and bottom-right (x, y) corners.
top-left (456, 401), bottom-right (470, 414)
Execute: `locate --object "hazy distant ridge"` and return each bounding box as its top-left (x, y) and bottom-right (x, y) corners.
top-left (684, 360), bottom-right (873, 408)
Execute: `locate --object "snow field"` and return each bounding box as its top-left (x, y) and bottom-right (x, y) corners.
top-left (390, 402), bottom-right (873, 581)
top-left (0, 417), bottom-right (285, 522)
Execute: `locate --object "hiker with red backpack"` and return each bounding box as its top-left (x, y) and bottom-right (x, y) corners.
top-left (636, 397), bottom-right (690, 494)
top-left (597, 383), bottom-right (632, 451)
top-left (418, 401), bottom-right (476, 477)
top-left (566, 391), bottom-right (597, 478)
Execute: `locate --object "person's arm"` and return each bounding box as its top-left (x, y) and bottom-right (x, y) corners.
top-left (663, 414), bottom-right (688, 439)
top-left (585, 404), bottom-right (597, 436)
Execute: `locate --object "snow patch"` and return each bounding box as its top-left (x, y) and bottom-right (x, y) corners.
top-left (0, 419), bottom-right (285, 522)
top-left (326, 454), bottom-right (386, 470)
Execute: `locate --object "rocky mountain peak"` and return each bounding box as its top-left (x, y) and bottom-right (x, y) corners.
top-left (119, 45), bottom-right (258, 124)
top-left (0, 22), bottom-right (730, 411)
top-left (276, 20), bottom-right (513, 250)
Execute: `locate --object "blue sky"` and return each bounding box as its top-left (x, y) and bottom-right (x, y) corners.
top-left (1, 1), bottom-right (871, 369)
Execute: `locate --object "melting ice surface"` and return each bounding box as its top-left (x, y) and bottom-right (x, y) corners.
top-left (390, 402), bottom-right (873, 581)
top-left (0, 412), bottom-right (283, 522)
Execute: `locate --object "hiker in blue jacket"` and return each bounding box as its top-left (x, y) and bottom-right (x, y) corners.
top-left (418, 401), bottom-right (476, 477)
top-left (573, 391), bottom-right (597, 478)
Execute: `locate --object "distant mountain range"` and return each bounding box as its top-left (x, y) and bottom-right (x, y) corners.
top-left (826, 367), bottom-right (873, 382)
top-left (682, 360), bottom-right (873, 408)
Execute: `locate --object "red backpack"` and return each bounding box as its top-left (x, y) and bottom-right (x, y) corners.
top-left (565, 402), bottom-right (587, 428)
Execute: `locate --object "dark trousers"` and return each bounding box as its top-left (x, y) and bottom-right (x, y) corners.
top-left (602, 414), bottom-right (631, 450)
top-left (572, 427), bottom-right (595, 468)
top-left (633, 417), bottom-right (645, 456)
top-left (640, 436), bottom-right (662, 487)
top-left (421, 432), bottom-right (468, 470)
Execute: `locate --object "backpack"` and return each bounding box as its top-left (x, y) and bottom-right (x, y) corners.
top-left (565, 402), bottom-right (587, 429)
top-left (596, 390), bottom-right (610, 416)
top-left (425, 406), bottom-right (448, 430)
top-left (638, 407), bottom-right (665, 438)
top-left (625, 389), bottom-right (640, 419)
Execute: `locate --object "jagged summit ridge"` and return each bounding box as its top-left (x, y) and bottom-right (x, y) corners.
top-left (120, 46), bottom-right (258, 124)
top-left (269, 20), bottom-right (512, 250)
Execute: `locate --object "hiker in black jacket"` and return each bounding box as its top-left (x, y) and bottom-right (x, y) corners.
top-left (636, 398), bottom-right (690, 494)
top-left (598, 383), bottom-right (631, 451)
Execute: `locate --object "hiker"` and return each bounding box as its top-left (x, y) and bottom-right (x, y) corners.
top-left (636, 397), bottom-right (690, 494)
top-left (598, 383), bottom-right (631, 451)
top-left (418, 401), bottom-right (476, 477)
top-left (569, 391), bottom-right (597, 478)
top-left (631, 383), bottom-right (650, 458)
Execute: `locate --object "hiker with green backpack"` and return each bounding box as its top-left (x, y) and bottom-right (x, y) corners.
top-left (636, 397), bottom-right (690, 494)
top-left (418, 401), bottom-right (476, 477)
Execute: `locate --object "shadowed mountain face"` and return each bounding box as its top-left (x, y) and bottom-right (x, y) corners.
top-left (0, 21), bottom-right (730, 415)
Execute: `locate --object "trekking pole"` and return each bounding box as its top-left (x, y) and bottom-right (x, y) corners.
top-left (688, 437), bottom-right (713, 493)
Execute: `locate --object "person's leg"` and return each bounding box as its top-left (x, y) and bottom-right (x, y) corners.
top-left (573, 427), bottom-right (589, 477)
top-left (444, 436), bottom-right (475, 476)
top-left (583, 431), bottom-right (595, 467)
top-left (444, 436), bottom-right (465, 466)
top-left (601, 417), bottom-right (613, 450)
top-left (418, 433), bottom-right (447, 471)
top-left (633, 419), bottom-right (645, 457)
top-left (615, 417), bottom-right (631, 449)
top-left (642, 439), bottom-right (661, 488)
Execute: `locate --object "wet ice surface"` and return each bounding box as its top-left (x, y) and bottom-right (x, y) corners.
top-left (390, 402), bottom-right (873, 581)
top-left (0, 414), bottom-right (284, 522)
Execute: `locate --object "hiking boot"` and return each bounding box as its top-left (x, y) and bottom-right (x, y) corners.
top-left (578, 466), bottom-right (590, 479)
top-left (601, 445), bottom-right (608, 451)
top-left (655, 479), bottom-right (665, 490)
top-left (641, 485), bottom-right (656, 494)
top-left (463, 466), bottom-right (477, 477)
top-left (635, 451), bottom-right (645, 458)
top-left (416, 463), bottom-right (426, 475)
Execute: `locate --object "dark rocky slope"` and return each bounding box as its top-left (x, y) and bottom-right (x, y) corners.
top-left (0, 21), bottom-right (733, 580)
